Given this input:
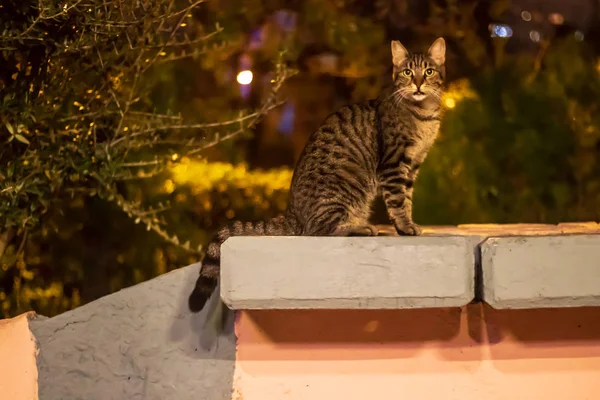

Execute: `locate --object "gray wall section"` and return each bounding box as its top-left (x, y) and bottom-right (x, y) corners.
top-left (221, 236), bottom-right (477, 309)
top-left (30, 263), bottom-right (235, 400)
top-left (481, 234), bottom-right (600, 309)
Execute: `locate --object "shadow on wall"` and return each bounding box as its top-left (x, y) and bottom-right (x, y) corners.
top-left (238, 304), bottom-right (600, 366)
top-left (471, 304), bottom-right (600, 361)
top-left (169, 279), bottom-right (236, 355)
top-left (239, 308), bottom-right (463, 362)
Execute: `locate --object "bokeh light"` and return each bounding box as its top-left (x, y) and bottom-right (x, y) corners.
top-left (444, 97), bottom-right (456, 109)
top-left (490, 24), bottom-right (513, 38)
top-left (236, 70), bottom-right (253, 85)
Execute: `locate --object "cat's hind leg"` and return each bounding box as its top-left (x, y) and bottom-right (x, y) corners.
top-left (303, 207), bottom-right (378, 236)
top-left (334, 224), bottom-right (379, 236)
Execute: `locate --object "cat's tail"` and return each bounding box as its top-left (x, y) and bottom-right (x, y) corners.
top-left (188, 214), bottom-right (298, 312)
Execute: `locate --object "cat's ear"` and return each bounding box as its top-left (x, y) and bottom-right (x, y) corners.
top-left (391, 40), bottom-right (408, 66)
top-left (427, 37), bottom-right (446, 65)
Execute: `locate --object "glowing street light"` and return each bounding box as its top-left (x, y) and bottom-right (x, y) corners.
top-left (548, 13), bottom-right (564, 25)
top-left (490, 23), bottom-right (513, 38)
top-left (444, 97), bottom-right (456, 109)
top-left (236, 70), bottom-right (253, 85)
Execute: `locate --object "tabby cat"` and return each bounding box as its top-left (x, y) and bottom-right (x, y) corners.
top-left (189, 37), bottom-right (446, 312)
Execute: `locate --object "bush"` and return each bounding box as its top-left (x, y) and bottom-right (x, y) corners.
top-left (415, 38), bottom-right (600, 224)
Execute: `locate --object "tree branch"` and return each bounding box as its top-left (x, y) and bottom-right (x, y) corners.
top-left (0, 228), bottom-right (14, 261)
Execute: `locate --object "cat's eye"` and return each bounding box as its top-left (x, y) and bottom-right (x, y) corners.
top-left (424, 68), bottom-right (435, 77)
top-left (402, 69), bottom-right (413, 77)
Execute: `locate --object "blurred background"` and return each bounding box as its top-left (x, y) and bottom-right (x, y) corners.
top-left (1, 0), bottom-right (599, 318)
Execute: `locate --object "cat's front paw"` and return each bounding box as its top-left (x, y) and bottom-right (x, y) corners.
top-left (395, 222), bottom-right (422, 236)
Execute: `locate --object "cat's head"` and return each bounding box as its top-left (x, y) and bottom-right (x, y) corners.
top-left (390, 38), bottom-right (446, 104)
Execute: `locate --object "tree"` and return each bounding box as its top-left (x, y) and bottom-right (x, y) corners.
top-left (0, 0), bottom-right (292, 316)
top-left (414, 36), bottom-right (600, 224)
top-left (0, 0), bottom-right (397, 317)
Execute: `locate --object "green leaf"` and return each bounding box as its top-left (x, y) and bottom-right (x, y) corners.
top-left (14, 134), bottom-right (30, 145)
top-left (5, 122), bottom-right (14, 134)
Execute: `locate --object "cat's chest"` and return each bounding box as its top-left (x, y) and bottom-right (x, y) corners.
top-left (409, 121), bottom-right (440, 158)
top-left (416, 119), bottom-right (440, 139)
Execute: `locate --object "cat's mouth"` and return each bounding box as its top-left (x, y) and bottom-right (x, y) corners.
top-left (411, 91), bottom-right (427, 102)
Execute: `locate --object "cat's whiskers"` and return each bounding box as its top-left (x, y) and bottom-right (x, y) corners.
top-left (385, 88), bottom-right (403, 103)
top-left (428, 90), bottom-right (442, 102)
top-left (386, 89), bottom-right (401, 107)
top-left (400, 88), bottom-right (414, 104)
top-left (391, 92), bottom-right (401, 107)
top-left (392, 90), bottom-right (408, 108)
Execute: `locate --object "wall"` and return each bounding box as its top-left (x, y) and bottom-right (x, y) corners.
top-left (30, 263), bottom-right (236, 400)
top-left (3, 223), bottom-right (600, 399)
top-left (0, 313), bottom-right (38, 400)
top-left (233, 304), bottom-right (600, 399)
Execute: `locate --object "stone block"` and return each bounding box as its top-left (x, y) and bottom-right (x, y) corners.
top-left (482, 235), bottom-right (600, 309)
top-left (220, 236), bottom-right (476, 309)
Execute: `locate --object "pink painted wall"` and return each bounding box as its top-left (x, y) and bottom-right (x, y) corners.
top-left (0, 312), bottom-right (38, 400)
top-left (233, 304), bottom-right (600, 399)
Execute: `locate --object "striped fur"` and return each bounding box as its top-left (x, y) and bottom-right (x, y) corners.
top-left (188, 215), bottom-right (299, 312)
top-left (189, 38), bottom-right (446, 312)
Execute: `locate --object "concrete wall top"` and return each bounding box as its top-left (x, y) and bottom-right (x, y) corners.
top-left (378, 221), bottom-right (600, 237)
top-left (482, 234), bottom-right (600, 309)
top-left (221, 223), bottom-right (600, 310)
top-left (221, 235), bottom-right (477, 310)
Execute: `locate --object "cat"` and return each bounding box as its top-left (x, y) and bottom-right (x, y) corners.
top-left (188, 37), bottom-right (446, 312)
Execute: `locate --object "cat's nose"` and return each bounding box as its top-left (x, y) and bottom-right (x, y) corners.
top-left (414, 82), bottom-right (424, 93)
top-left (414, 75), bottom-right (424, 87)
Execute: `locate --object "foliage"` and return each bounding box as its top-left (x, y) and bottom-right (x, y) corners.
top-left (0, 0), bottom-right (291, 248)
top-left (0, 0), bottom-right (395, 317)
top-left (1, 0), bottom-right (599, 318)
top-left (0, 0), bottom-right (293, 316)
top-left (415, 37), bottom-right (600, 224)
top-left (1, 160), bottom-right (292, 317)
